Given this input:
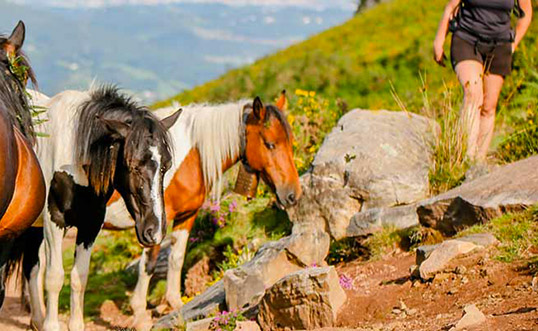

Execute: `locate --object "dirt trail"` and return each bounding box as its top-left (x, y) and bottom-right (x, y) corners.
top-left (336, 249), bottom-right (538, 330)
top-left (1, 234), bottom-right (537, 330)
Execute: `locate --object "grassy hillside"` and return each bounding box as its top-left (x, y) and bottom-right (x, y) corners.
top-left (156, 0), bottom-right (537, 114)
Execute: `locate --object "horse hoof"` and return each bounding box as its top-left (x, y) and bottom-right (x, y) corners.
top-left (132, 313), bottom-right (153, 331)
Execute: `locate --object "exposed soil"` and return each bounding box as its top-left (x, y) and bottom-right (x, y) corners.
top-left (336, 248), bottom-right (538, 330)
top-left (1, 237), bottom-right (537, 330)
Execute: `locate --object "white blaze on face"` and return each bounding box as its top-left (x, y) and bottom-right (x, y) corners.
top-left (149, 145), bottom-right (164, 243)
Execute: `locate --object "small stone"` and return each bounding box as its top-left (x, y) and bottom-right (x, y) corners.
top-left (235, 321), bottom-right (261, 331)
top-left (461, 276), bottom-right (469, 284)
top-left (454, 266), bottom-right (467, 275)
top-left (487, 279), bottom-right (494, 286)
top-left (479, 268), bottom-right (488, 277)
top-left (532, 277), bottom-right (537, 292)
top-left (392, 308), bottom-right (402, 315)
top-left (407, 308), bottom-right (418, 316)
top-left (454, 304), bottom-right (486, 330)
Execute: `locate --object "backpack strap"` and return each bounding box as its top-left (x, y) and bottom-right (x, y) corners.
top-left (513, 0), bottom-right (525, 18)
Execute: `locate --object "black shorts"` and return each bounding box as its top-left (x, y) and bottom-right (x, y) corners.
top-left (450, 34), bottom-right (512, 77)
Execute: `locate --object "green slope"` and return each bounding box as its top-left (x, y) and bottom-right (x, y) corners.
top-left (155, 0), bottom-right (536, 114)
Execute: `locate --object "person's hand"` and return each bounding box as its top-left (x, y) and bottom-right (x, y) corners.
top-left (433, 38), bottom-right (447, 67)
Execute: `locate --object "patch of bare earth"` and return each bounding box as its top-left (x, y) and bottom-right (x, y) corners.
top-left (335, 249), bottom-right (538, 330)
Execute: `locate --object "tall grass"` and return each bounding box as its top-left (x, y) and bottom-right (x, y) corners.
top-left (392, 75), bottom-right (468, 195)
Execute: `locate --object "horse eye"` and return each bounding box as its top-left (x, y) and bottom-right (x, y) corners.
top-left (265, 142), bottom-right (276, 150)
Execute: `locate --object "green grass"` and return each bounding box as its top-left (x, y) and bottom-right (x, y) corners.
top-left (458, 205), bottom-right (538, 266)
top-left (153, 0), bottom-right (538, 191)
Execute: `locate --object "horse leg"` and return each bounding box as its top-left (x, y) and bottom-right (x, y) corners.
top-left (131, 247), bottom-right (157, 331)
top-left (0, 239), bottom-right (14, 309)
top-left (68, 210), bottom-right (104, 331)
top-left (165, 214), bottom-right (197, 310)
top-left (43, 219), bottom-right (65, 331)
top-left (22, 227), bottom-right (46, 329)
top-left (68, 242), bottom-right (95, 331)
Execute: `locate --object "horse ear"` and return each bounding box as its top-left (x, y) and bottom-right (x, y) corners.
top-left (161, 108), bottom-right (182, 131)
top-left (8, 21), bottom-right (25, 52)
top-left (98, 116), bottom-right (131, 138)
top-left (275, 90), bottom-right (287, 112)
top-left (253, 96), bottom-right (266, 121)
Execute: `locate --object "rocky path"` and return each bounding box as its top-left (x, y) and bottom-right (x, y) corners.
top-left (336, 249), bottom-right (538, 330)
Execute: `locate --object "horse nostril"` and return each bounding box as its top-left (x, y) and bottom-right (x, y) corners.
top-left (287, 193), bottom-right (296, 205)
top-left (144, 226), bottom-right (155, 242)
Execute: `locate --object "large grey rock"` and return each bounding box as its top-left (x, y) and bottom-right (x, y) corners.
top-left (418, 155), bottom-right (538, 236)
top-left (290, 109), bottom-right (436, 240)
top-left (347, 204), bottom-right (419, 237)
top-left (154, 281), bottom-right (225, 327)
top-left (419, 239), bottom-right (478, 280)
top-left (224, 227), bottom-right (330, 311)
top-left (257, 267), bottom-right (347, 331)
top-left (416, 233), bottom-right (498, 265)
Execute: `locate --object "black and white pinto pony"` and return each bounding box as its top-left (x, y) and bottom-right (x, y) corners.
top-left (18, 86), bottom-right (180, 331)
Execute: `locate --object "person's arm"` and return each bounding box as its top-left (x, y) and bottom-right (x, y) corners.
top-left (513, 0), bottom-right (533, 52)
top-left (433, 0), bottom-right (462, 66)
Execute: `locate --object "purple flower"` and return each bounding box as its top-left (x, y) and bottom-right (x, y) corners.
top-left (210, 202), bottom-right (221, 212)
top-left (311, 263), bottom-right (318, 268)
top-left (229, 200), bottom-right (238, 213)
top-left (339, 274), bottom-right (353, 290)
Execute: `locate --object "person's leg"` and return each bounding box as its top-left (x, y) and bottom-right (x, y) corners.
top-left (476, 73), bottom-right (504, 160)
top-left (455, 60), bottom-right (485, 160)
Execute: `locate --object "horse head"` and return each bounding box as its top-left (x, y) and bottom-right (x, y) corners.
top-left (78, 87), bottom-right (181, 247)
top-left (242, 91), bottom-right (301, 208)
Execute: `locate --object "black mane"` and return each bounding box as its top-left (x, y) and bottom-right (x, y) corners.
top-left (74, 85), bottom-right (171, 195)
top-left (0, 35), bottom-right (36, 142)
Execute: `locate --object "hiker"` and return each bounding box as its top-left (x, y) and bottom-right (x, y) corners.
top-left (433, 0), bottom-right (533, 165)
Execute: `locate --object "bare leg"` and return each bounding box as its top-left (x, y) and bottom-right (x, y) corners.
top-left (43, 218), bottom-right (65, 331)
top-left (455, 60), bottom-right (485, 161)
top-left (476, 73), bottom-right (504, 160)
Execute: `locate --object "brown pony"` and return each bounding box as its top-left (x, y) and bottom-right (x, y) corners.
top-left (0, 21), bottom-right (46, 307)
top-left (104, 92), bottom-right (301, 329)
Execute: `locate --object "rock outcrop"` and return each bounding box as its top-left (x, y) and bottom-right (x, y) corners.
top-left (418, 155), bottom-right (538, 236)
top-left (257, 267), bottom-right (347, 331)
top-left (416, 233), bottom-right (499, 280)
top-left (290, 109), bottom-right (436, 240)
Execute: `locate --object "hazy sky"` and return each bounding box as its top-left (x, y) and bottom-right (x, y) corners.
top-left (8, 0), bottom-right (356, 9)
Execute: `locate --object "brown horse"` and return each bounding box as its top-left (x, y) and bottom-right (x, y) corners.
top-left (104, 92), bottom-right (301, 329)
top-left (0, 21), bottom-right (45, 308)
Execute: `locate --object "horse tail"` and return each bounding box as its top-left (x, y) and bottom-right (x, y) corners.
top-left (1, 227), bottom-right (43, 307)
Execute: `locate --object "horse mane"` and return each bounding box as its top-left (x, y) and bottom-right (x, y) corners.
top-left (177, 102), bottom-right (244, 197)
top-left (0, 35), bottom-right (37, 143)
top-left (177, 101), bottom-right (292, 198)
top-left (75, 85), bottom-right (171, 195)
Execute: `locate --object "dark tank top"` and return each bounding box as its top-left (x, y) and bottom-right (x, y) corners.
top-left (456, 0), bottom-right (514, 43)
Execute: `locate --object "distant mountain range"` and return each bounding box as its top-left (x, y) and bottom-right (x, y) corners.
top-left (0, 0), bottom-right (352, 101)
